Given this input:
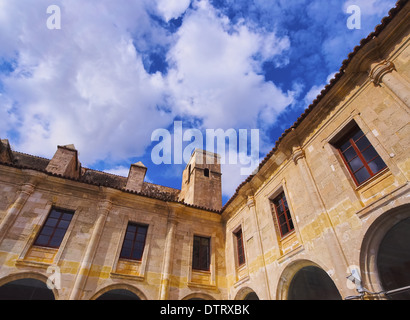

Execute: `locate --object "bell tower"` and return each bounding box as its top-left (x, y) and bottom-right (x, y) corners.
top-left (179, 149), bottom-right (222, 211)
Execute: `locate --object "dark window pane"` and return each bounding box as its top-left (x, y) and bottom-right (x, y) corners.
top-left (136, 233), bottom-right (145, 242)
top-left (342, 147), bottom-right (357, 162)
top-left (122, 240), bottom-right (133, 249)
top-left (58, 220), bottom-right (70, 229)
top-left (355, 135), bottom-right (371, 151)
top-left (279, 214), bottom-right (286, 225)
top-left (41, 226), bottom-right (54, 236)
top-left (45, 218), bottom-right (58, 227)
top-left (62, 213), bottom-right (73, 221)
top-left (348, 157), bottom-right (364, 172)
top-left (35, 235), bottom-right (50, 246)
top-left (281, 224), bottom-right (289, 236)
top-left (340, 140), bottom-right (352, 152)
top-left (127, 225), bottom-right (137, 233)
top-left (355, 167), bottom-right (371, 184)
top-left (49, 235), bottom-right (64, 248)
top-left (361, 146), bottom-right (379, 163)
top-left (49, 210), bottom-right (61, 219)
top-left (120, 247), bottom-right (131, 258)
top-left (289, 219), bottom-right (294, 231)
top-left (132, 249), bottom-right (142, 260)
top-left (125, 232), bottom-right (134, 240)
top-left (368, 156), bottom-right (387, 174)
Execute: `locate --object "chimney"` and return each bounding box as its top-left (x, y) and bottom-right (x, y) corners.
top-left (46, 144), bottom-right (81, 179)
top-left (125, 161), bottom-right (147, 192)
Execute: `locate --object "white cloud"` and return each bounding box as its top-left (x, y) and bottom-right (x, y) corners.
top-left (165, 0), bottom-right (293, 131)
top-left (0, 0), bottom-right (174, 165)
top-left (105, 165), bottom-right (130, 177)
top-left (156, 0), bottom-right (191, 22)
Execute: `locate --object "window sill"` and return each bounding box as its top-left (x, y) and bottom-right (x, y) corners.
top-left (110, 272), bottom-right (144, 282)
top-left (354, 167), bottom-right (390, 192)
top-left (15, 259), bottom-right (52, 269)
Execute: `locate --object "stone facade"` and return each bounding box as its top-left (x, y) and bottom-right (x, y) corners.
top-left (0, 0), bottom-right (409, 300)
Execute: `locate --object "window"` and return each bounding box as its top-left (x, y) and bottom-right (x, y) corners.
top-left (336, 126), bottom-right (387, 185)
top-left (271, 192), bottom-right (294, 238)
top-left (120, 223), bottom-right (148, 261)
top-left (34, 208), bottom-right (74, 248)
top-left (235, 229), bottom-right (245, 266)
top-left (192, 235), bottom-right (210, 271)
top-left (204, 168), bottom-right (210, 177)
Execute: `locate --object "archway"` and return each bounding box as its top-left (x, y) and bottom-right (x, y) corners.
top-left (360, 203), bottom-right (410, 299)
top-left (91, 284), bottom-right (147, 300)
top-left (376, 217), bottom-right (410, 299)
top-left (287, 266), bottom-right (342, 300)
top-left (96, 289), bottom-right (140, 300)
top-left (0, 278), bottom-right (55, 300)
top-left (182, 292), bottom-right (216, 300)
top-left (234, 287), bottom-right (259, 300)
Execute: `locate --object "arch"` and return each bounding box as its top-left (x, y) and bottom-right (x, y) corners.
top-left (181, 292), bottom-right (216, 300)
top-left (276, 259), bottom-right (341, 300)
top-left (0, 272), bottom-right (57, 300)
top-left (90, 283), bottom-right (148, 300)
top-left (360, 203), bottom-right (410, 298)
top-left (234, 287), bottom-right (260, 300)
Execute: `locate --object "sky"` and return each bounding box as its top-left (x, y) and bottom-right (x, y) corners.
top-left (0, 0), bottom-right (397, 205)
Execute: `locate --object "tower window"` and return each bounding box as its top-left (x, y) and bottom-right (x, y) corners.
top-left (120, 223), bottom-right (148, 261)
top-left (336, 125), bottom-right (387, 185)
top-left (271, 192), bottom-right (294, 238)
top-left (204, 168), bottom-right (210, 177)
top-left (192, 235), bottom-right (210, 271)
top-left (34, 208), bottom-right (74, 248)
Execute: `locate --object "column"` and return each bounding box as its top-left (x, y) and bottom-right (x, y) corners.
top-left (69, 198), bottom-right (112, 300)
top-left (246, 196), bottom-right (272, 300)
top-left (159, 211), bottom-right (177, 300)
top-left (369, 60), bottom-right (410, 108)
top-left (292, 146), bottom-right (350, 294)
top-left (0, 183), bottom-right (35, 245)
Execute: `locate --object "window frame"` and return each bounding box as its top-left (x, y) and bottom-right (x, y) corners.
top-left (336, 126), bottom-right (387, 186)
top-left (192, 235), bottom-right (211, 271)
top-left (234, 228), bottom-right (246, 267)
top-left (271, 191), bottom-right (294, 238)
top-left (119, 222), bottom-right (149, 262)
top-left (33, 207), bottom-right (74, 249)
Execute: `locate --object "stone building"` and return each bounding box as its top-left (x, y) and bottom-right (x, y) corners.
top-left (0, 0), bottom-right (409, 300)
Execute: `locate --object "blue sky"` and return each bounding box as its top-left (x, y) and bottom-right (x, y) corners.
top-left (0, 0), bottom-right (397, 205)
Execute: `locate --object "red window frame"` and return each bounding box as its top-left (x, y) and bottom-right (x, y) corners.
top-left (337, 126), bottom-right (387, 186)
top-left (34, 208), bottom-right (74, 248)
top-left (192, 235), bottom-right (210, 271)
top-left (235, 229), bottom-right (245, 267)
top-left (119, 223), bottom-right (148, 261)
top-left (272, 192), bottom-right (294, 238)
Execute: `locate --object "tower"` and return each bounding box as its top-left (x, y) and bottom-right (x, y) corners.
top-left (179, 149), bottom-right (222, 211)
